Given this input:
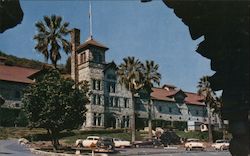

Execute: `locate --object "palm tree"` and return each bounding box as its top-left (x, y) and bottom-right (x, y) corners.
top-left (197, 76), bottom-right (217, 143)
top-left (141, 60), bottom-right (161, 139)
top-left (117, 56), bottom-right (143, 142)
top-left (34, 15), bottom-right (71, 68)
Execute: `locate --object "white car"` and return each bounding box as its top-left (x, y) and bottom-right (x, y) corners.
top-left (76, 136), bottom-right (100, 147)
top-left (211, 140), bottom-right (229, 150)
top-left (113, 138), bottom-right (131, 148)
top-left (184, 138), bottom-right (205, 151)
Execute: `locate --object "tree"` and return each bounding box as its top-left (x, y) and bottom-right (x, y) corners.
top-left (117, 56), bottom-right (142, 142)
top-left (34, 15), bottom-right (71, 68)
top-left (22, 69), bottom-right (88, 150)
top-left (141, 60), bottom-right (161, 138)
top-left (197, 76), bottom-right (218, 143)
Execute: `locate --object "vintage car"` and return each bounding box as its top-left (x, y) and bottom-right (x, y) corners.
top-left (113, 138), bottom-right (131, 148)
top-left (184, 138), bottom-right (205, 151)
top-left (133, 138), bottom-right (163, 148)
top-left (211, 140), bottom-right (229, 150)
top-left (95, 137), bottom-right (115, 153)
top-left (76, 136), bottom-right (100, 147)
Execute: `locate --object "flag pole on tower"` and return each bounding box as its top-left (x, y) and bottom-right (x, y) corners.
top-left (89, 0), bottom-right (93, 39)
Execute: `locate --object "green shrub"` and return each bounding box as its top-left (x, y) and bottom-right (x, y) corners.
top-left (0, 108), bottom-right (20, 127)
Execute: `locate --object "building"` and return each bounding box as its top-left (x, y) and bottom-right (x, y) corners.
top-left (70, 28), bottom-right (219, 131)
top-left (0, 57), bottom-right (38, 108)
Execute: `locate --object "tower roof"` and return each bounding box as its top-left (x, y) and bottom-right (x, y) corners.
top-left (77, 37), bottom-right (109, 51)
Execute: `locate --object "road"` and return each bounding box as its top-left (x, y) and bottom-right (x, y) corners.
top-left (0, 140), bottom-right (231, 156)
top-left (116, 147), bottom-right (231, 156)
top-left (0, 140), bottom-right (36, 156)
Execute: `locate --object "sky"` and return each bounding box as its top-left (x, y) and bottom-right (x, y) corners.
top-left (0, 0), bottom-right (215, 93)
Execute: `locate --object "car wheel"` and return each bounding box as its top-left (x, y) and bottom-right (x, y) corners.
top-left (186, 147), bottom-right (191, 151)
top-left (136, 145), bottom-right (140, 148)
top-left (220, 146), bottom-right (224, 151)
top-left (121, 145), bottom-right (125, 149)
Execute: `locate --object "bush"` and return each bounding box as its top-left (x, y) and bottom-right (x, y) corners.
top-left (0, 107), bottom-right (20, 127)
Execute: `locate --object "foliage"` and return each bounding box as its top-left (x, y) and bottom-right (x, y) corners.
top-left (140, 60), bottom-right (161, 138)
top-left (34, 15), bottom-right (71, 68)
top-left (197, 76), bottom-right (221, 113)
top-left (15, 110), bottom-right (29, 127)
top-left (22, 68), bottom-right (88, 149)
top-left (0, 107), bottom-right (20, 127)
top-left (117, 56), bottom-right (142, 142)
top-left (0, 51), bottom-right (44, 69)
top-left (197, 76), bottom-right (221, 143)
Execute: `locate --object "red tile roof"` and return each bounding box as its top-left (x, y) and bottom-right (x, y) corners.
top-left (151, 87), bottom-right (205, 106)
top-left (77, 37), bottom-right (109, 51)
top-left (184, 92), bottom-right (205, 106)
top-left (0, 65), bottom-right (39, 84)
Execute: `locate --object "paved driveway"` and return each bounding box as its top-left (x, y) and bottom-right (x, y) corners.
top-left (0, 140), bottom-right (36, 156)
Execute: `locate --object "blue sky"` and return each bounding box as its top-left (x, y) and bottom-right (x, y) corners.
top-left (0, 0), bottom-right (214, 93)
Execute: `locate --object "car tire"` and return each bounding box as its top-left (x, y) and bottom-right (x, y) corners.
top-left (136, 145), bottom-right (139, 148)
top-left (220, 146), bottom-right (224, 151)
top-left (186, 147), bottom-right (191, 151)
top-left (121, 145), bottom-right (125, 149)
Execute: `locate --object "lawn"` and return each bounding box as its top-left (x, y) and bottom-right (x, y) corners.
top-left (0, 127), bottom-right (145, 145)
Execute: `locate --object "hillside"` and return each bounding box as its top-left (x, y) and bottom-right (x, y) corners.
top-left (0, 51), bottom-right (45, 69)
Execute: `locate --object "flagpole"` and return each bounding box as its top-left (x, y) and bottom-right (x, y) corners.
top-left (89, 0), bottom-right (93, 39)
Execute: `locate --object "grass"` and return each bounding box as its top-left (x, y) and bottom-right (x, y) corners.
top-left (1, 127), bottom-right (223, 145)
top-left (0, 127), bottom-right (46, 140)
top-left (0, 127), bottom-right (144, 146)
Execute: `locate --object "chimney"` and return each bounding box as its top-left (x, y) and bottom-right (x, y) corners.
top-left (70, 28), bottom-right (80, 84)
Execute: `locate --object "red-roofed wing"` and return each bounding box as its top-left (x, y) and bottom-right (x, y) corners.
top-left (0, 65), bottom-right (39, 84)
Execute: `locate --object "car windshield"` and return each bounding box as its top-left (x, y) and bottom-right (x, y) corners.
top-left (216, 140), bottom-right (228, 143)
top-left (188, 139), bottom-right (199, 142)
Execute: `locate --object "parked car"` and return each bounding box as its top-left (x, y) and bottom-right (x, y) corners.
top-left (133, 138), bottom-right (163, 148)
top-left (184, 138), bottom-right (205, 151)
top-left (95, 137), bottom-right (115, 153)
top-left (113, 138), bottom-right (131, 148)
top-left (211, 140), bottom-right (229, 150)
top-left (160, 130), bottom-right (181, 146)
top-left (79, 136), bottom-right (99, 147)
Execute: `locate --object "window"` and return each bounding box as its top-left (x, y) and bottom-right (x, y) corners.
top-left (124, 98), bottom-right (128, 108)
top-left (92, 79), bottom-right (96, 90)
top-left (109, 97), bottom-right (113, 107)
top-left (169, 107), bottom-right (172, 113)
top-left (126, 116), bottom-right (130, 127)
top-left (97, 80), bottom-right (101, 90)
top-left (92, 94), bottom-right (96, 104)
top-left (107, 82), bottom-right (116, 93)
top-left (97, 95), bottom-right (101, 105)
top-left (93, 113), bottom-right (102, 126)
top-left (15, 91), bottom-right (20, 99)
top-left (158, 106), bottom-right (162, 112)
top-left (80, 53), bottom-right (83, 64)
top-left (114, 97), bottom-right (119, 107)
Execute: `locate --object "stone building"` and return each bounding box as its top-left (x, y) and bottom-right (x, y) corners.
top-left (70, 29), bottom-right (133, 130)
top-left (70, 28), bottom-right (219, 131)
